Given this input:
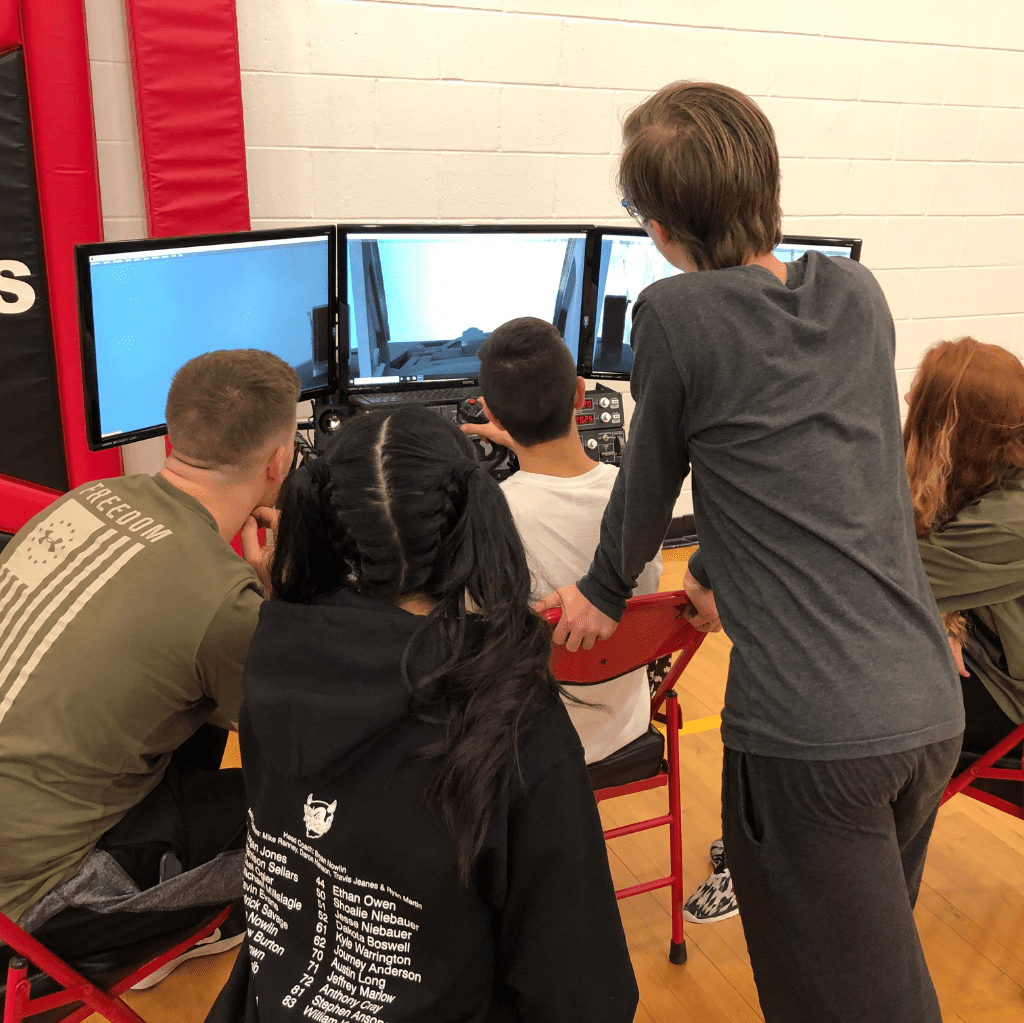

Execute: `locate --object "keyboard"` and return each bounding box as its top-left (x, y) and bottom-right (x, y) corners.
top-left (350, 386), bottom-right (479, 407)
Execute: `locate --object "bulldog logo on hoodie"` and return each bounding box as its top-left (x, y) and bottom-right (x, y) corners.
top-left (303, 794), bottom-right (337, 838)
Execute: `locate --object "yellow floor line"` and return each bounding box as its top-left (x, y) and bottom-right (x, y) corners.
top-left (681, 714), bottom-right (721, 735)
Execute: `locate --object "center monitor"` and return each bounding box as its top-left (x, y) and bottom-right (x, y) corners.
top-left (342, 226), bottom-right (589, 395)
top-left (582, 230), bottom-right (863, 379)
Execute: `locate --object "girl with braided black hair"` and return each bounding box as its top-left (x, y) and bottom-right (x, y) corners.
top-left (207, 406), bottom-right (637, 1023)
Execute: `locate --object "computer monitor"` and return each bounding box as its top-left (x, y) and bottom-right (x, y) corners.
top-left (774, 235), bottom-right (862, 262)
top-left (342, 226), bottom-right (589, 394)
top-left (76, 225), bottom-right (337, 450)
top-left (581, 230), bottom-right (863, 380)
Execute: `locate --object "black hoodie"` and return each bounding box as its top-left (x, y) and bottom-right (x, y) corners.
top-left (207, 589), bottom-right (638, 1023)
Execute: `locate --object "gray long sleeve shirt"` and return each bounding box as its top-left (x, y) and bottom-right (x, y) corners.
top-left (578, 252), bottom-right (964, 759)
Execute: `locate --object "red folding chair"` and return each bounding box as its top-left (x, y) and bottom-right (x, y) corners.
top-left (545, 589), bottom-right (707, 964)
top-left (0, 904), bottom-right (232, 1023)
top-left (941, 720), bottom-right (1024, 820)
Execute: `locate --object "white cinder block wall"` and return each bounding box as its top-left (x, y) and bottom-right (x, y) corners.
top-left (85, 0), bottom-right (1024, 517)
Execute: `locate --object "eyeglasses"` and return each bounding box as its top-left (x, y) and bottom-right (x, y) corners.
top-left (621, 197), bottom-right (643, 222)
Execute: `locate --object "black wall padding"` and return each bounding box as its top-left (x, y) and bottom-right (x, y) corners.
top-left (0, 47), bottom-right (69, 492)
top-left (0, 532), bottom-right (12, 553)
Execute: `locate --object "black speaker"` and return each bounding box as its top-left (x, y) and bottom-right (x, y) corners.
top-left (310, 396), bottom-right (350, 454)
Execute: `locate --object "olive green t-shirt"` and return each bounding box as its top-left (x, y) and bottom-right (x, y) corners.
top-left (0, 474), bottom-right (262, 921)
top-left (918, 469), bottom-right (1024, 725)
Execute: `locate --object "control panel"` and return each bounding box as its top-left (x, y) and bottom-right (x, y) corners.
top-left (580, 430), bottom-right (624, 464)
top-left (577, 390), bottom-right (623, 429)
top-left (579, 385), bottom-right (625, 466)
top-left (317, 385), bottom-right (626, 474)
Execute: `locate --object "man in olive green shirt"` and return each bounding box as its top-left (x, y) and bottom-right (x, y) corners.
top-left (0, 350), bottom-right (298, 968)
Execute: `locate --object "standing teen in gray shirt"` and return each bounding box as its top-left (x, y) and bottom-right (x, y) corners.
top-left (537, 82), bottom-right (963, 1023)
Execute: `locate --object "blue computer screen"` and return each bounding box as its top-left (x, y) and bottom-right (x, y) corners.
top-left (773, 240), bottom-right (856, 262)
top-left (592, 235), bottom-right (679, 376)
top-left (87, 234), bottom-right (331, 440)
top-left (345, 231), bottom-right (587, 389)
top-left (591, 234), bottom-right (859, 376)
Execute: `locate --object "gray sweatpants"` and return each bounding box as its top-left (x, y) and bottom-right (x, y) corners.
top-left (722, 736), bottom-right (961, 1023)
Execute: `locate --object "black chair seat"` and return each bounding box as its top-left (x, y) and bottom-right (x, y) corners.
top-left (587, 724), bottom-right (665, 790)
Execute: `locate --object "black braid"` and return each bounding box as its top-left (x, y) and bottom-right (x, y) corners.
top-left (270, 407), bottom-right (558, 884)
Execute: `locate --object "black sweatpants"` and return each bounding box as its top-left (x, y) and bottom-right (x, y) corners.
top-left (9, 727), bottom-right (245, 966)
top-left (721, 736), bottom-right (961, 1023)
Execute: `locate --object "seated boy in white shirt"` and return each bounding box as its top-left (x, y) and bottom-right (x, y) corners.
top-left (464, 316), bottom-right (661, 764)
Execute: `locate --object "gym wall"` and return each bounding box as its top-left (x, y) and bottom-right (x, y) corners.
top-left (83, 0), bottom-right (1024, 518)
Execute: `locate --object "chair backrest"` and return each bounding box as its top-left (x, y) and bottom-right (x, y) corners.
top-left (543, 589), bottom-right (704, 685)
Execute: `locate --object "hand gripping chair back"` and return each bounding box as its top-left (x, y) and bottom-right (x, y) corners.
top-left (545, 590), bottom-right (706, 964)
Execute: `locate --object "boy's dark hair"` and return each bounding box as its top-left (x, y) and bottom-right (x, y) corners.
top-left (271, 407), bottom-right (559, 884)
top-left (618, 81), bottom-right (783, 271)
top-left (165, 349), bottom-right (300, 469)
top-left (477, 317), bottom-right (577, 447)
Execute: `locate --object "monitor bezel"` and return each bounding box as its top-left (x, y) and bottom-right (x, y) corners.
top-left (776, 234), bottom-right (863, 263)
top-left (338, 223), bottom-right (592, 395)
top-left (76, 224), bottom-right (338, 451)
top-left (579, 229), bottom-right (864, 380)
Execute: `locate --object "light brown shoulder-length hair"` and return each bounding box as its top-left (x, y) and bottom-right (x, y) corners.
top-left (904, 337), bottom-right (1024, 538)
top-left (618, 81), bottom-right (782, 271)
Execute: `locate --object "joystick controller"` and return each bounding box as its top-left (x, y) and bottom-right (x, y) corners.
top-left (456, 396), bottom-right (488, 426)
top-left (454, 396), bottom-right (514, 476)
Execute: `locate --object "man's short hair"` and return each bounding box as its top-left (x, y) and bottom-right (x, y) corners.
top-left (165, 349), bottom-right (300, 468)
top-left (478, 318), bottom-right (577, 447)
top-left (618, 81), bottom-right (783, 271)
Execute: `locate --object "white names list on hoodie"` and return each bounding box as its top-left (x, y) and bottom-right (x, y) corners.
top-left (245, 811), bottom-right (424, 1022)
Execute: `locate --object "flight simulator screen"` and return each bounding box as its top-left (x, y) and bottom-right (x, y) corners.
top-left (81, 232), bottom-right (332, 445)
top-left (591, 233), bottom-right (680, 376)
top-left (773, 238), bottom-right (859, 262)
top-left (590, 233), bottom-right (861, 377)
top-left (345, 230), bottom-right (587, 390)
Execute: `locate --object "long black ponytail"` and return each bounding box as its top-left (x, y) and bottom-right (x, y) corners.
top-left (271, 407), bottom-right (558, 883)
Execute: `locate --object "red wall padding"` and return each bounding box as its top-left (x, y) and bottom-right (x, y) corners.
top-left (0, 0), bottom-right (122, 533)
top-left (0, 2), bottom-right (17, 46)
top-left (123, 0), bottom-right (251, 554)
top-left (124, 0), bottom-right (250, 239)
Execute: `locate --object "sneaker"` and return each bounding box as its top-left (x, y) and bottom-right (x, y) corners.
top-left (709, 837), bottom-right (726, 872)
top-left (131, 917), bottom-right (244, 990)
top-left (683, 866), bottom-right (739, 924)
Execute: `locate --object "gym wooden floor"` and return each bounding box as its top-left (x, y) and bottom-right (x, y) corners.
top-left (91, 548), bottom-right (1024, 1022)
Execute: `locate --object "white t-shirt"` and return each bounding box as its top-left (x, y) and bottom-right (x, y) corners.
top-left (501, 462), bottom-right (662, 763)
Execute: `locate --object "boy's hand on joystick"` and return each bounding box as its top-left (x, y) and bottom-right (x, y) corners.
top-left (458, 397), bottom-right (515, 450)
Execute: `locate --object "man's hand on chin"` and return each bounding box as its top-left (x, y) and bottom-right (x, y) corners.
top-left (241, 506), bottom-right (280, 596)
top-left (533, 584), bottom-right (618, 653)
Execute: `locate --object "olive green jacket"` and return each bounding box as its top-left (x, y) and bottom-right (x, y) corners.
top-left (919, 469), bottom-right (1024, 725)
